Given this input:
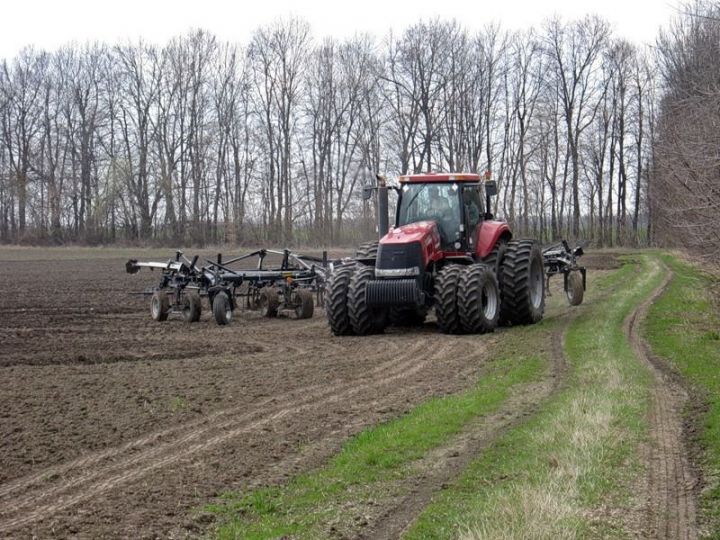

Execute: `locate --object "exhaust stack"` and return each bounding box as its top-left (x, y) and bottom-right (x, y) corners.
top-left (377, 175), bottom-right (389, 238)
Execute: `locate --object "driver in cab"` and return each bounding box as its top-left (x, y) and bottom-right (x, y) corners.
top-left (428, 186), bottom-right (450, 217)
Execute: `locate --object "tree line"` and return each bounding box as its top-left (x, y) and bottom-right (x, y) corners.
top-left (651, 1), bottom-right (720, 263)
top-left (0, 13), bottom-right (672, 248)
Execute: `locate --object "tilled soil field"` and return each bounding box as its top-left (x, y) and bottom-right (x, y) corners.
top-left (0, 247), bottom-right (617, 538)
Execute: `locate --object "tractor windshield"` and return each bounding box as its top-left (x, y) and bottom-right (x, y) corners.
top-left (397, 183), bottom-right (462, 247)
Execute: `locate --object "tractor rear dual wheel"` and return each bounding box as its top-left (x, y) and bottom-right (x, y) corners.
top-left (499, 240), bottom-right (545, 325)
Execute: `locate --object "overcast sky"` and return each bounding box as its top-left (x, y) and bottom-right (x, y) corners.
top-left (0, 0), bottom-right (678, 59)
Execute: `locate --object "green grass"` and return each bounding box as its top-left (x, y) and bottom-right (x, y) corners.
top-left (206, 315), bottom-right (565, 538)
top-left (404, 254), bottom-right (665, 539)
top-left (644, 254), bottom-right (720, 536)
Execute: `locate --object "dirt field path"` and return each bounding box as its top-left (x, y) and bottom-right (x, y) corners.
top-left (625, 262), bottom-right (699, 539)
top-left (0, 252), bottom-right (513, 537)
top-left (0, 249), bottom-right (618, 538)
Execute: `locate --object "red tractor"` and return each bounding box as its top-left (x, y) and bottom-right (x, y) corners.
top-left (326, 172), bottom-right (547, 335)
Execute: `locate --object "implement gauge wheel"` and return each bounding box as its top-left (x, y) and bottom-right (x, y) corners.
top-left (258, 287), bottom-right (279, 318)
top-left (566, 271), bottom-right (584, 306)
top-left (182, 291), bottom-right (202, 323)
top-left (213, 291), bottom-right (233, 325)
top-left (151, 291), bottom-right (170, 322)
top-left (293, 288), bottom-right (314, 319)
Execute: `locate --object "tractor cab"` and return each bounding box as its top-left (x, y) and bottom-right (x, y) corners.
top-left (396, 173), bottom-right (490, 252)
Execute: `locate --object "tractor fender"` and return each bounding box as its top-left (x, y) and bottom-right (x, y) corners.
top-left (475, 221), bottom-right (512, 258)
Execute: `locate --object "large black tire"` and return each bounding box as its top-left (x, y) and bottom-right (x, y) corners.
top-left (181, 291), bottom-right (202, 323)
top-left (458, 264), bottom-right (500, 333)
top-left (151, 291), bottom-right (170, 322)
top-left (293, 288), bottom-right (314, 319)
top-left (566, 271), bottom-right (584, 306)
top-left (482, 238), bottom-right (508, 276)
top-left (499, 240), bottom-right (545, 325)
top-left (348, 265), bottom-right (387, 335)
top-left (434, 265), bottom-right (464, 334)
top-left (326, 264), bottom-right (356, 336)
top-left (258, 287), bottom-right (279, 318)
top-left (355, 241), bottom-right (379, 259)
top-left (388, 306), bottom-right (428, 327)
top-left (212, 291), bottom-right (233, 325)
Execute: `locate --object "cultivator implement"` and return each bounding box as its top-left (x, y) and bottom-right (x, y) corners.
top-left (542, 240), bottom-right (587, 306)
top-left (126, 249), bottom-right (333, 325)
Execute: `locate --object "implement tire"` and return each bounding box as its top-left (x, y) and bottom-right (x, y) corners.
top-left (499, 240), bottom-right (545, 325)
top-left (293, 288), bottom-right (315, 319)
top-left (151, 291), bottom-right (170, 322)
top-left (566, 271), bottom-right (584, 306)
top-left (182, 291), bottom-right (202, 323)
top-left (348, 265), bottom-right (387, 335)
top-left (212, 291), bottom-right (233, 326)
top-left (458, 264), bottom-right (500, 334)
top-left (259, 287), bottom-right (279, 318)
top-left (435, 264), bottom-right (464, 334)
top-left (326, 264), bottom-right (356, 336)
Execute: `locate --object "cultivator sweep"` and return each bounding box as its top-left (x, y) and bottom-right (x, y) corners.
top-left (126, 249), bottom-right (332, 325)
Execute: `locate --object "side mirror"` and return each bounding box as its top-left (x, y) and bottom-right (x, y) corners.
top-left (362, 186), bottom-right (374, 201)
top-left (485, 180), bottom-right (497, 197)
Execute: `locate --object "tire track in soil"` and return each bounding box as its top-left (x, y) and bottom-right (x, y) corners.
top-left (359, 313), bottom-right (573, 540)
top-left (0, 335), bottom-right (470, 534)
top-left (0, 336), bottom-right (405, 499)
top-left (625, 264), bottom-right (699, 540)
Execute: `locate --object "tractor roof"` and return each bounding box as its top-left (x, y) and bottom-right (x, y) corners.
top-left (398, 172), bottom-right (482, 183)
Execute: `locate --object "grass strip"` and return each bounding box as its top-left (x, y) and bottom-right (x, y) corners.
top-left (405, 254), bottom-right (665, 539)
top-left (206, 315), bottom-right (562, 538)
top-left (644, 254), bottom-right (720, 537)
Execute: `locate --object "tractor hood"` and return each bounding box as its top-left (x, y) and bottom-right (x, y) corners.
top-left (380, 221), bottom-right (441, 247)
top-left (377, 221), bottom-right (442, 272)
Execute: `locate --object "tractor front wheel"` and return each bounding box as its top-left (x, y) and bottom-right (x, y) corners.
top-left (435, 265), bottom-right (464, 334)
top-left (459, 264), bottom-right (500, 333)
top-left (348, 265), bottom-right (387, 335)
top-left (326, 264), bottom-right (356, 335)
